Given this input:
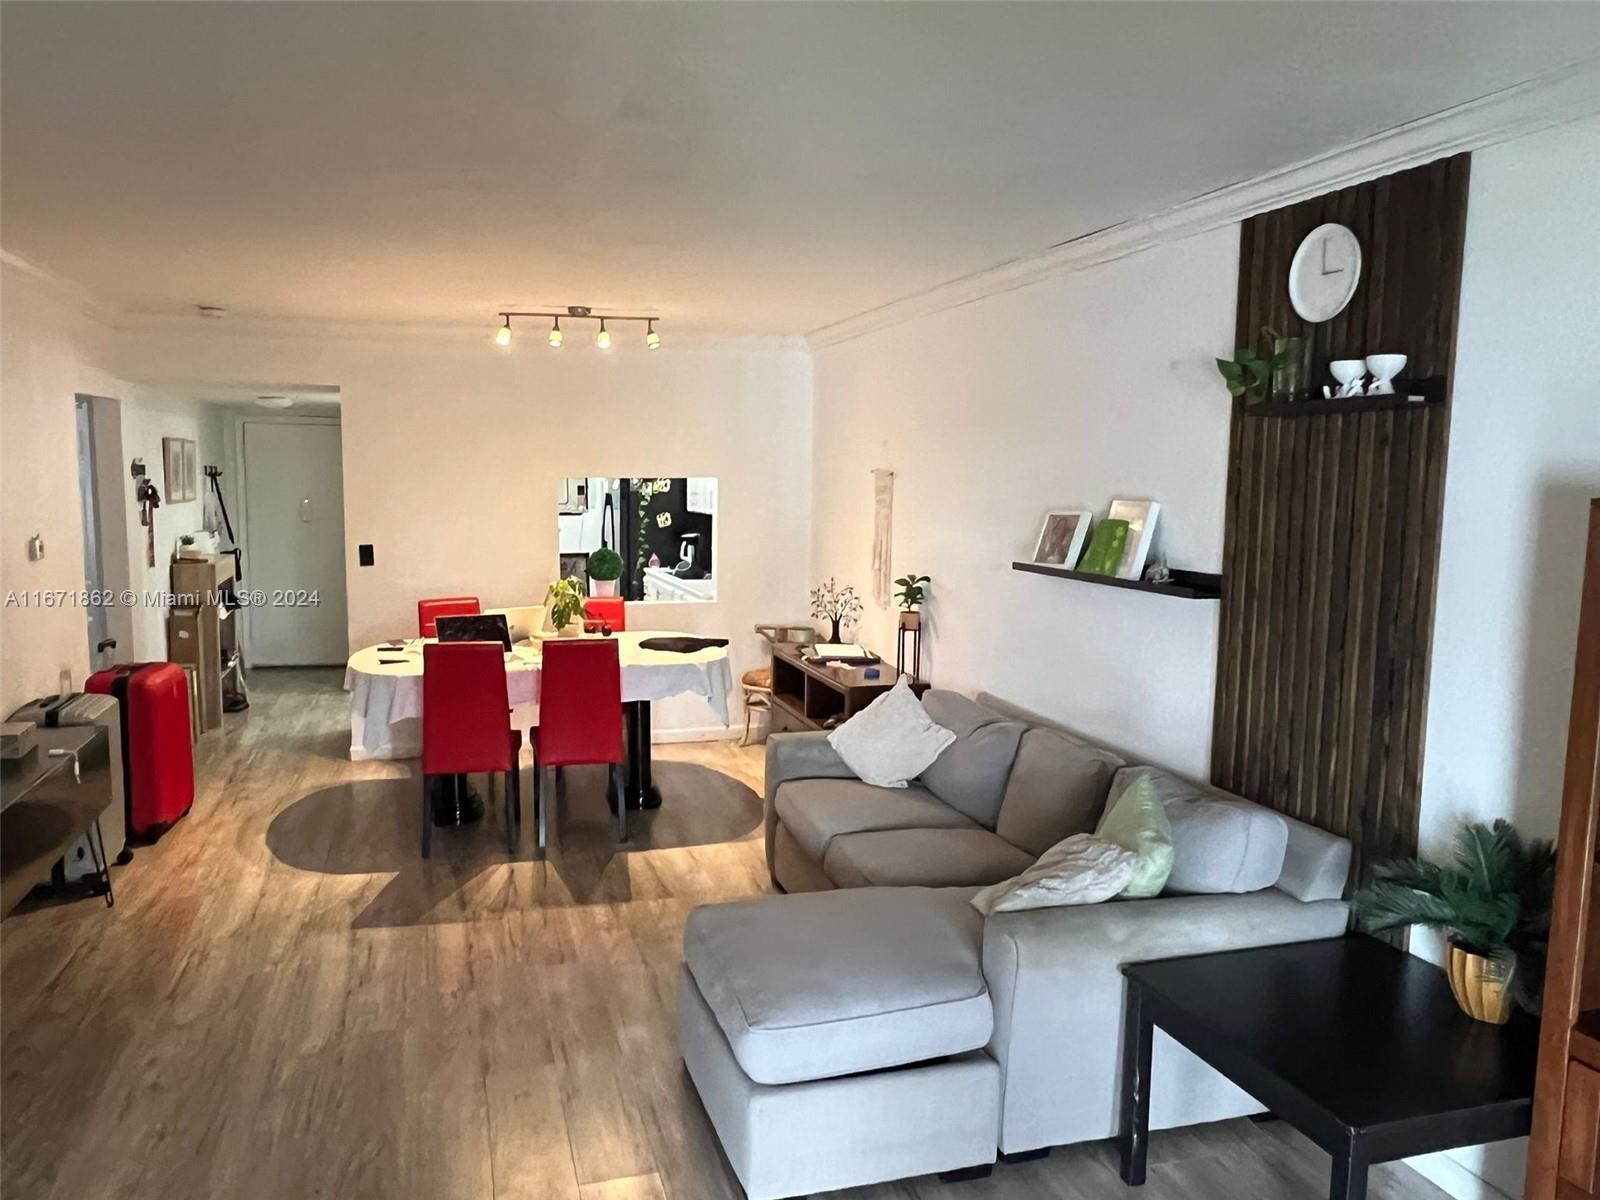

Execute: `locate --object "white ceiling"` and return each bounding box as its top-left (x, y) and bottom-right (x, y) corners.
top-left (4, 2), bottom-right (1598, 338)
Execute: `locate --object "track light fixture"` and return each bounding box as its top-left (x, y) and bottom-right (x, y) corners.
top-left (493, 306), bottom-right (662, 350)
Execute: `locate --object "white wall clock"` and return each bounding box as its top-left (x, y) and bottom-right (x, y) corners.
top-left (1287, 222), bottom-right (1362, 323)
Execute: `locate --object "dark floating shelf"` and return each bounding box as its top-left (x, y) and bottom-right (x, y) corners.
top-left (1011, 561), bottom-right (1223, 600)
top-left (1244, 376), bottom-right (1447, 418)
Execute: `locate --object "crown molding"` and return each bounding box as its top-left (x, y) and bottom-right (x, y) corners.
top-left (806, 57), bottom-right (1600, 350)
top-left (0, 249), bottom-right (124, 326)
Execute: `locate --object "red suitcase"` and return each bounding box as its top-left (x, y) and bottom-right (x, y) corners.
top-left (86, 663), bottom-right (194, 839)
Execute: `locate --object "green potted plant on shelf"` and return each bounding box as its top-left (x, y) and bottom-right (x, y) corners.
top-left (1215, 327), bottom-right (1299, 403)
top-left (587, 546), bottom-right (624, 597)
top-left (546, 576), bottom-right (588, 638)
top-left (894, 574), bottom-right (930, 631)
top-left (1350, 818), bottom-right (1556, 1024)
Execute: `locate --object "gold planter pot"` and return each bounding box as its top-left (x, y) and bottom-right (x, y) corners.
top-left (1447, 945), bottom-right (1514, 1025)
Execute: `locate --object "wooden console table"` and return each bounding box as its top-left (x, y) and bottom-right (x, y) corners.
top-left (767, 644), bottom-right (926, 734)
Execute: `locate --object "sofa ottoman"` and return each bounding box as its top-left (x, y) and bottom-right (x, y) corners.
top-left (679, 886), bottom-right (1001, 1199)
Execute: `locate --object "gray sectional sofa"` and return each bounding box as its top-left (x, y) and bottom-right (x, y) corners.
top-left (680, 690), bottom-right (1354, 1199)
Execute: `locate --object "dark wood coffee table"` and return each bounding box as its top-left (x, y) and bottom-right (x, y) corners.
top-left (1118, 937), bottom-right (1539, 1200)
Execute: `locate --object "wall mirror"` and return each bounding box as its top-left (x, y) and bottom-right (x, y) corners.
top-left (558, 477), bottom-right (717, 602)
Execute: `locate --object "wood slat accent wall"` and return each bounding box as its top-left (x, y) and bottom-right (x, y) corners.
top-left (1212, 155), bottom-right (1470, 889)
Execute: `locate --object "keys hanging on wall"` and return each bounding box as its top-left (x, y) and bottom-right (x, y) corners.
top-left (130, 458), bottom-right (162, 568)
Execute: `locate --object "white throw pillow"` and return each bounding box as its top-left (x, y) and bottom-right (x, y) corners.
top-left (827, 678), bottom-right (956, 789)
top-left (970, 834), bottom-right (1139, 916)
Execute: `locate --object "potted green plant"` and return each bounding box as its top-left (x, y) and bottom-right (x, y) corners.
top-left (545, 576), bottom-right (588, 638)
top-left (1215, 327), bottom-right (1299, 403)
top-left (1351, 819), bottom-right (1556, 1024)
top-left (894, 574), bottom-right (930, 631)
top-left (587, 546), bottom-right (624, 597)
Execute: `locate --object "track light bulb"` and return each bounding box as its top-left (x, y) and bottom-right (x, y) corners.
top-left (494, 318), bottom-right (512, 346)
top-left (646, 321), bottom-right (660, 350)
top-left (548, 318), bottom-right (562, 348)
top-left (596, 320), bottom-right (611, 350)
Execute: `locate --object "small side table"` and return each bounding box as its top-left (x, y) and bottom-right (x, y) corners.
top-left (1118, 937), bottom-right (1539, 1200)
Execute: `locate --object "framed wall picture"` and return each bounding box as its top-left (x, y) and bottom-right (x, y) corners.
top-left (1031, 509), bottom-right (1093, 568)
top-left (162, 436), bottom-right (197, 502)
top-left (1107, 498), bottom-right (1161, 580)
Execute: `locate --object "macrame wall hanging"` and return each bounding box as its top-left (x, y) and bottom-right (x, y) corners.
top-left (871, 468), bottom-right (894, 608)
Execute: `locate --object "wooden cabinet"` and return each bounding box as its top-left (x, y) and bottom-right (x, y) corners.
top-left (767, 644), bottom-right (926, 732)
top-left (1529, 499), bottom-right (1600, 1200)
top-left (167, 554), bottom-right (237, 734)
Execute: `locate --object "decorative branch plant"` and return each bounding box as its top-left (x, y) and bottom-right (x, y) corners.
top-left (810, 578), bottom-right (863, 643)
top-left (1351, 818), bottom-right (1556, 1015)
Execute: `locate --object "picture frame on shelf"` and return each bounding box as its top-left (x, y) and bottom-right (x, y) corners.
top-left (1031, 510), bottom-right (1093, 569)
top-left (1107, 498), bottom-right (1160, 581)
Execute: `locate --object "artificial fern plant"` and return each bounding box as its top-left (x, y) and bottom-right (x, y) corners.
top-left (1351, 819), bottom-right (1556, 1014)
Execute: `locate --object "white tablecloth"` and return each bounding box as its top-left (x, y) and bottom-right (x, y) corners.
top-left (344, 631), bottom-right (733, 761)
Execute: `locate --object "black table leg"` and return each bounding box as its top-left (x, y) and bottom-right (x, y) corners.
top-left (637, 700), bottom-right (659, 809)
top-left (625, 703), bottom-right (642, 807)
top-left (623, 701), bottom-right (662, 810)
top-left (1330, 1147), bottom-right (1369, 1200)
top-left (1117, 981), bottom-right (1153, 1186)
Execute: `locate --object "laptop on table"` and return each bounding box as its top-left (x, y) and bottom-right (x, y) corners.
top-left (433, 612), bottom-right (514, 652)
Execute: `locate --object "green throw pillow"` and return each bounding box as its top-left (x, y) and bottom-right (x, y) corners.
top-left (1094, 773), bottom-right (1173, 898)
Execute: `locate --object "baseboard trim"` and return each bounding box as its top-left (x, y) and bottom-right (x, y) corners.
top-left (652, 725), bottom-right (742, 745)
top-left (807, 57), bottom-right (1600, 349)
top-left (1405, 1151), bottom-right (1518, 1200)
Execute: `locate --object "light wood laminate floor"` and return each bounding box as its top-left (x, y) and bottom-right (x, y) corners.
top-left (2, 669), bottom-right (1455, 1200)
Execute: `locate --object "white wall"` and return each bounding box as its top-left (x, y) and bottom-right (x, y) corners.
top-left (812, 228), bottom-right (1238, 775)
top-left (0, 270), bottom-right (132, 711)
top-left (102, 325), bottom-right (814, 735)
top-left (1406, 115), bottom-right (1600, 1200)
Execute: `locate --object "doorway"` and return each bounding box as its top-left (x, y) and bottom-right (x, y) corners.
top-left (73, 396), bottom-right (110, 665)
top-left (241, 419), bottom-right (348, 665)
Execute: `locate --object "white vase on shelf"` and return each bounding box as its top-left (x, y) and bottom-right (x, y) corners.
top-left (1364, 354), bottom-right (1407, 395)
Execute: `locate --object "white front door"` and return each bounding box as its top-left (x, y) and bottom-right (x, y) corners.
top-left (242, 420), bottom-right (348, 665)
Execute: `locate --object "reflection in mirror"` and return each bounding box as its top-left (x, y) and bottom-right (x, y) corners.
top-left (558, 478), bottom-right (717, 603)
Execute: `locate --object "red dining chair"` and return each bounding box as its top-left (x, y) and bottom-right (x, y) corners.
top-left (418, 595), bottom-right (481, 638)
top-left (583, 596), bottom-right (626, 633)
top-left (420, 641), bottom-right (521, 857)
top-left (534, 637), bottom-right (628, 844)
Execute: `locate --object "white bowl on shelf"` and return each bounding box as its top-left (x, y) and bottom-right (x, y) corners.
top-left (1329, 359), bottom-right (1366, 397)
top-left (1364, 354), bottom-right (1407, 395)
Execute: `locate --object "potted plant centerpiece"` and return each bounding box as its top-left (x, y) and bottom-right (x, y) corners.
top-left (546, 576), bottom-right (588, 638)
top-left (587, 546), bottom-right (623, 597)
top-left (1351, 819), bottom-right (1556, 1024)
top-left (894, 574), bottom-right (930, 632)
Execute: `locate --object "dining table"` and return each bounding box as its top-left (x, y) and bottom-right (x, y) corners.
top-left (344, 630), bottom-right (733, 812)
